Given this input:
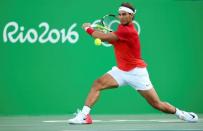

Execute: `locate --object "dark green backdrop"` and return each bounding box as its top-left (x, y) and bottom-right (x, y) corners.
top-left (0, 0), bottom-right (203, 115)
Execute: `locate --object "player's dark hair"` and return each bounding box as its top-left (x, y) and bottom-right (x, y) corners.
top-left (121, 2), bottom-right (135, 13)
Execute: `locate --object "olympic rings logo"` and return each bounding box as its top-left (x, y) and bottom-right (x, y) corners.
top-left (92, 19), bottom-right (141, 47)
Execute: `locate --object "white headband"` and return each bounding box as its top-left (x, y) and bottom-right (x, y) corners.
top-left (119, 6), bottom-right (136, 14)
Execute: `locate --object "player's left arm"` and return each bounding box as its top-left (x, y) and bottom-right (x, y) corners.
top-left (82, 23), bottom-right (118, 42)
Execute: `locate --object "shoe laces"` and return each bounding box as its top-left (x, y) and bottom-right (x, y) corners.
top-left (73, 109), bottom-right (85, 120)
top-left (181, 111), bottom-right (193, 119)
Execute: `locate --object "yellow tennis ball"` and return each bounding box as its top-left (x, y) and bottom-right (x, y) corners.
top-left (94, 38), bottom-right (102, 46)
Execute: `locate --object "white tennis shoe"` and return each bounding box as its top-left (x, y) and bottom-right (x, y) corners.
top-left (176, 109), bottom-right (198, 122)
top-left (68, 109), bottom-right (92, 124)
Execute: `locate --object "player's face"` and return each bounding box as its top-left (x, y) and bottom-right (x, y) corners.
top-left (118, 11), bottom-right (133, 25)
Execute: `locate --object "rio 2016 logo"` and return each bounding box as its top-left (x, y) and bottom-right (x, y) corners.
top-left (3, 22), bottom-right (79, 44)
top-left (3, 21), bottom-right (141, 47)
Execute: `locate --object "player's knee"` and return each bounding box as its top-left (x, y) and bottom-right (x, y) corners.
top-left (92, 79), bottom-right (106, 90)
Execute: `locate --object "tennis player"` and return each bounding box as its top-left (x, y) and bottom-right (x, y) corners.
top-left (68, 2), bottom-right (198, 124)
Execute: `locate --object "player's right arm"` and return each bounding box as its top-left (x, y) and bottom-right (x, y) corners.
top-left (92, 31), bottom-right (118, 42)
top-left (82, 23), bottom-right (118, 42)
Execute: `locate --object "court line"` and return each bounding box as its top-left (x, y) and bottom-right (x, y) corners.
top-left (42, 119), bottom-right (184, 123)
top-left (61, 129), bottom-right (203, 131)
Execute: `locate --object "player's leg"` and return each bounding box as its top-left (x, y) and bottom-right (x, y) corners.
top-left (138, 88), bottom-right (198, 122)
top-left (68, 73), bottom-right (119, 124)
top-left (126, 67), bottom-right (198, 122)
top-left (85, 73), bottom-right (119, 108)
top-left (138, 88), bottom-right (176, 114)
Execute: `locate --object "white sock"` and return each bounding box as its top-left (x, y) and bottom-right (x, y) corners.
top-left (175, 108), bottom-right (183, 117)
top-left (81, 106), bottom-right (91, 115)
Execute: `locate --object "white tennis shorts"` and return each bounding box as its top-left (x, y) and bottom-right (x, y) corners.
top-left (107, 66), bottom-right (153, 90)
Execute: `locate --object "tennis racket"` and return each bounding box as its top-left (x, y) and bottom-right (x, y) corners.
top-left (91, 14), bottom-right (119, 47)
